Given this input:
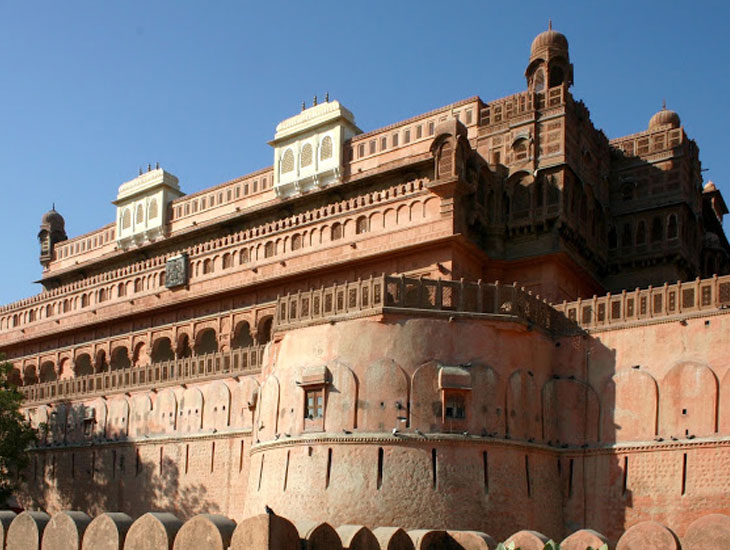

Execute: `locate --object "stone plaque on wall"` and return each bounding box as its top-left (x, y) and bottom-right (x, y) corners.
top-left (165, 254), bottom-right (188, 288)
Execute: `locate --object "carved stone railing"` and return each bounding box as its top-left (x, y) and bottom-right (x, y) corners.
top-left (20, 345), bottom-right (264, 405)
top-left (555, 275), bottom-right (730, 329)
top-left (275, 275), bottom-right (574, 335)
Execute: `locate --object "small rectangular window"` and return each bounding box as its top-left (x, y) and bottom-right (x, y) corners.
top-left (244, 184), bottom-right (249, 195)
top-left (253, 180), bottom-right (258, 193)
top-left (369, 140), bottom-right (376, 154)
top-left (392, 133), bottom-right (399, 147)
top-left (381, 137), bottom-right (387, 151)
top-left (358, 143), bottom-right (365, 157)
top-left (404, 129), bottom-right (410, 144)
top-left (428, 121), bottom-right (435, 136)
top-left (444, 393), bottom-right (466, 419)
top-left (305, 388), bottom-right (324, 419)
top-left (465, 110), bottom-right (473, 124)
top-left (416, 125), bottom-right (423, 139)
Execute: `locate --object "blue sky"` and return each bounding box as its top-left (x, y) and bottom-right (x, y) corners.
top-left (1, 1), bottom-right (729, 305)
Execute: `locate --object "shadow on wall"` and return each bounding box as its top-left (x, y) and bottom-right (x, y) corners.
top-left (20, 400), bottom-right (219, 520)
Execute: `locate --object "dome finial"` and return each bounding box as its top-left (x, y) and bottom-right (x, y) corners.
top-left (548, 19), bottom-right (552, 30)
top-left (662, 98), bottom-right (667, 110)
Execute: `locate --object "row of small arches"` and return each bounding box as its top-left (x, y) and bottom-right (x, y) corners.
top-left (0, 179), bottom-right (429, 323)
top-left (120, 199), bottom-right (159, 230)
top-left (280, 135), bottom-right (334, 175)
top-left (13, 320), bottom-right (271, 386)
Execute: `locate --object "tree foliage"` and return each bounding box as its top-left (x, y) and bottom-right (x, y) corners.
top-left (0, 356), bottom-right (37, 504)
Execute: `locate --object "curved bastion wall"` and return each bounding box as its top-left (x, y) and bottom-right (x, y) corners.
top-left (245, 316), bottom-right (564, 537)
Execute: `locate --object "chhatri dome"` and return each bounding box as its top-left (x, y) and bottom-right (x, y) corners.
top-left (530, 21), bottom-right (569, 58)
top-left (649, 101), bottom-right (681, 129)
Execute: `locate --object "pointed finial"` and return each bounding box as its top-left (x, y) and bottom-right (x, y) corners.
top-left (325, 92), bottom-right (329, 102)
top-left (52, 202), bottom-right (55, 211)
top-left (156, 161), bottom-right (159, 170)
top-left (548, 19), bottom-right (552, 30)
top-left (313, 95), bottom-right (318, 106)
top-left (147, 163), bottom-right (151, 172)
top-left (139, 167), bottom-right (143, 175)
top-left (662, 98), bottom-right (667, 110)
top-left (301, 100), bottom-right (306, 111)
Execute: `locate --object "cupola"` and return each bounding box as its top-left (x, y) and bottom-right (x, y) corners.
top-left (525, 21), bottom-right (574, 92)
top-left (270, 96), bottom-right (361, 199)
top-left (38, 205), bottom-right (68, 267)
top-left (648, 102), bottom-right (681, 129)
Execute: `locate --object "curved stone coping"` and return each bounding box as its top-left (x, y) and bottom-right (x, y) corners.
top-left (172, 514), bottom-right (236, 550)
top-left (0, 511), bottom-right (16, 550)
top-left (41, 511), bottom-right (92, 550)
top-left (6, 511), bottom-right (51, 550)
top-left (616, 520), bottom-right (679, 550)
top-left (230, 513), bottom-right (300, 550)
top-left (371, 527), bottom-right (414, 550)
top-left (82, 513), bottom-right (134, 550)
top-left (294, 521), bottom-right (343, 550)
top-left (560, 529), bottom-right (608, 550)
top-left (683, 513), bottom-right (730, 550)
top-left (504, 530), bottom-right (550, 550)
top-left (124, 512), bottom-right (183, 550)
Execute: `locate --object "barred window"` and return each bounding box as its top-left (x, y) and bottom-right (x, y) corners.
top-left (281, 149), bottom-right (295, 174)
top-left (320, 136), bottom-right (333, 160)
top-left (301, 143), bottom-right (313, 167)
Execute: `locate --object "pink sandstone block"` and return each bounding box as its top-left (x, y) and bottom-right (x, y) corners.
top-left (82, 513), bottom-right (134, 550)
top-left (41, 511), bottom-right (92, 550)
top-left (231, 514), bottom-right (300, 550)
top-left (616, 521), bottom-right (679, 550)
top-left (6, 511), bottom-right (51, 550)
top-left (682, 513), bottom-right (730, 550)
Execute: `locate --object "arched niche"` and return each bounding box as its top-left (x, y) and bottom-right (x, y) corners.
top-left (110, 347), bottom-right (131, 371)
top-left (151, 337), bottom-right (175, 363)
top-left (542, 377), bottom-right (600, 445)
top-left (203, 381), bottom-right (231, 431)
top-left (659, 362), bottom-right (718, 437)
top-left (359, 359), bottom-right (408, 433)
top-left (108, 397), bottom-right (130, 439)
top-left (322, 361), bottom-right (358, 433)
top-left (231, 321), bottom-right (253, 349)
top-left (410, 361), bottom-right (440, 433)
top-left (179, 387), bottom-right (204, 433)
top-left (256, 374), bottom-right (280, 441)
top-left (601, 369), bottom-right (658, 443)
top-left (194, 328), bottom-right (218, 355)
top-left (231, 377), bottom-right (259, 430)
top-left (720, 368), bottom-right (730, 435)
top-left (505, 370), bottom-right (541, 441)
top-left (129, 394), bottom-right (153, 437)
top-left (150, 389), bottom-right (177, 435)
top-left (469, 364), bottom-right (500, 435)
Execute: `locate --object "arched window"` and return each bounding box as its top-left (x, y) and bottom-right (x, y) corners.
top-left (151, 337), bottom-right (175, 363)
top-left (231, 321), bottom-right (253, 349)
top-left (117, 283), bottom-right (126, 298)
top-left (194, 328), bottom-right (218, 355)
top-left (239, 249), bottom-right (249, 264)
top-left (301, 143), bottom-right (313, 167)
top-left (513, 180), bottom-right (530, 218)
top-left (651, 216), bottom-right (663, 243)
top-left (222, 253), bottom-right (232, 269)
top-left (437, 141), bottom-right (453, 178)
top-left (202, 259), bottom-right (212, 274)
top-left (622, 223), bottom-right (633, 248)
top-left (134, 278), bottom-right (143, 293)
top-left (136, 203), bottom-right (145, 224)
top-left (148, 198), bottom-right (159, 219)
top-left (264, 242), bottom-right (274, 258)
top-left (291, 234), bottom-right (302, 251)
top-left (549, 65), bottom-right (565, 88)
top-left (110, 347), bottom-right (131, 371)
top-left (122, 208), bottom-right (131, 229)
top-left (320, 136), bottom-right (333, 160)
top-left (608, 226), bottom-right (617, 249)
top-left (331, 222), bottom-right (343, 241)
top-left (636, 221), bottom-right (647, 245)
top-left (98, 288), bottom-right (107, 303)
top-left (356, 216), bottom-right (369, 235)
top-left (533, 68), bottom-right (545, 93)
top-left (667, 214), bottom-right (678, 239)
top-left (81, 294), bottom-right (89, 308)
top-left (512, 139), bottom-right (528, 162)
top-left (281, 149), bottom-right (295, 174)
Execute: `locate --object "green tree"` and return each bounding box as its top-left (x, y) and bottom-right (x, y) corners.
top-left (0, 356), bottom-right (37, 504)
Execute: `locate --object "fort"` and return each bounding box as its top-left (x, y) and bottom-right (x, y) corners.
top-left (1, 25), bottom-right (729, 549)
